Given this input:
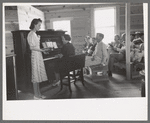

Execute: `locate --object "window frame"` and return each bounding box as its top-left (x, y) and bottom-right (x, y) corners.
top-left (50, 18), bottom-right (73, 36)
top-left (91, 6), bottom-right (120, 37)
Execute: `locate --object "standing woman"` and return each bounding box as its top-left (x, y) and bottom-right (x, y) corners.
top-left (27, 18), bottom-right (48, 99)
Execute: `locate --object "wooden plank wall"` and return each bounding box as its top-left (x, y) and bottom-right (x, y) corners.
top-left (5, 10), bottom-right (19, 55)
top-left (45, 10), bottom-right (91, 54)
top-left (5, 5), bottom-right (45, 55)
top-left (5, 4), bottom-right (144, 55)
top-left (45, 3), bottom-right (144, 54)
top-left (120, 3), bottom-right (143, 34)
top-left (17, 6), bottom-right (45, 30)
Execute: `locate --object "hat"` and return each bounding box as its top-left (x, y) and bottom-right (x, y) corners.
top-left (135, 31), bottom-right (144, 35)
top-left (135, 31), bottom-right (141, 34)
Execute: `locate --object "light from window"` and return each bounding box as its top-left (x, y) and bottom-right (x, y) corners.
top-left (94, 8), bottom-right (115, 44)
top-left (53, 20), bottom-right (71, 36)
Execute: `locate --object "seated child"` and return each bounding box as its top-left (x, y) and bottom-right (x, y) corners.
top-left (83, 36), bottom-right (97, 56)
top-left (87, 37), bottom-right (97, 56)
top-left (83, 36), bottom-right (93, 53)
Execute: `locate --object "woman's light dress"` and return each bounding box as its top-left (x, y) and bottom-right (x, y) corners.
top-left (27, 31), bottom-right (48, 83)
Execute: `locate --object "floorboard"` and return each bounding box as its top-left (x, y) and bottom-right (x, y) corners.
top-left (17, 73), bottom-right (142, 100)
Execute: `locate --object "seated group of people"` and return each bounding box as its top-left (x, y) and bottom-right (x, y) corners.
top-left (83, 33), bottom-right (108, 76)
top-left (83, 33), bottom-right (108, 66)
top-left (83, 31), bottom-right (144, 77)
top-left (107, 32), bottom-right (144, 76)
top-left (53, 31), bottom-right (144, 85)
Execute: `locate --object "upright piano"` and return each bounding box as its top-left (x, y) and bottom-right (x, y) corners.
top-left (11, 30), bottom-right (67, 92)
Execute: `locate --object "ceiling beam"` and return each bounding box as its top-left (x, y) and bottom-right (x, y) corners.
top-left (33, 3), bottom-right (125, 12)
top-left (33, 4), bottom-right (93, 12)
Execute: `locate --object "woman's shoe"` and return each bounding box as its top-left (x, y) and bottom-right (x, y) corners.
top-left (34, 96), bottom-right (43, 100)
top-left (40, 95), bottom-right (46, 99)
top-left (52, 80), bottom-right (60, 86)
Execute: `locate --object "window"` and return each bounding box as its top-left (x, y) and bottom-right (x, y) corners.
top-left (94, 7), bottom-right (116, 44)
top-left (52, 20), bottom-right (71, 36)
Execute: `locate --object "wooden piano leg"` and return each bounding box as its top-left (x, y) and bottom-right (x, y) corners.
top-left (60, 74), bottom-right (63, 91)
top-left (68, 73), bottom-right (72, 92)
top-left (130, 62), bottom-right (133, 79)
top-left (80, 68), bottom-right (84, 86)
top-left (73, 70), bottom-right (76, 82)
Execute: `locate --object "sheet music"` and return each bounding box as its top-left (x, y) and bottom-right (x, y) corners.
top-left (46, 42), bottom-right (50, 47)
top-left (49, 42), bottom-right (53, 48)
top-left (52, 42), bottom-right (58, 49)
top-left (42, 42), bottom-right (47, 48)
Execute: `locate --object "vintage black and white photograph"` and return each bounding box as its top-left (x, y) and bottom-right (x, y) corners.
top-left (3, 2), bottom-right (148, 120)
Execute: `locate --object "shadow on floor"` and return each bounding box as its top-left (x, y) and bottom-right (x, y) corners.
top-left (17, 73), bottom-right (142, 100)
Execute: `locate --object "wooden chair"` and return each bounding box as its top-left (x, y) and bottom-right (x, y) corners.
top-left (58, 54), bottom-right (86, 92)
top-left (87, 64), bottom-right (108, 75)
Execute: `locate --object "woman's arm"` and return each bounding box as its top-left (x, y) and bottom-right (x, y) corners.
top-left (30, 46), bottom-right (50, 54)
top-left (27, 33), bottom-right (47, 52)
top-left (30, 46), bottom-right (44, 52)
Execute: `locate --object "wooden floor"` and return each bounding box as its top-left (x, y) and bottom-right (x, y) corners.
top-left (17, 73), bottom-right (142, 100)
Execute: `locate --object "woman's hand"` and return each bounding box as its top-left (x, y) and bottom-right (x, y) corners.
top-left (116, 48), bottom-right (121, 52)
top-left (108, 43), bottom-right (114, 47)
top-left (37, 35), bottom-right (41, 39)
top-left (113, 47), bottom-right (117, 51)
top-left (58, 54), bottom-right (63, 58)
top-left (42, 48), bottom-right (51, 52)
top-left (41, 48), bottom-right (50, 54)
top-left (55, 54), bottom-right (63, 58)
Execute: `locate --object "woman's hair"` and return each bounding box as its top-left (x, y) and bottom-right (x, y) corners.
top-left (64, 34), bottom-right (71, 41)
top-left (114, 34), bottom-right (120, 40)
top-left (29, 18), bottom-right (42, 29)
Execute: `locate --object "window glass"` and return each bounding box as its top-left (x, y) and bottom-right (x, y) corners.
top-left (53, 20), bottom-right (71, 36)
top-left (94, 7), bottom-right (115, 44)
